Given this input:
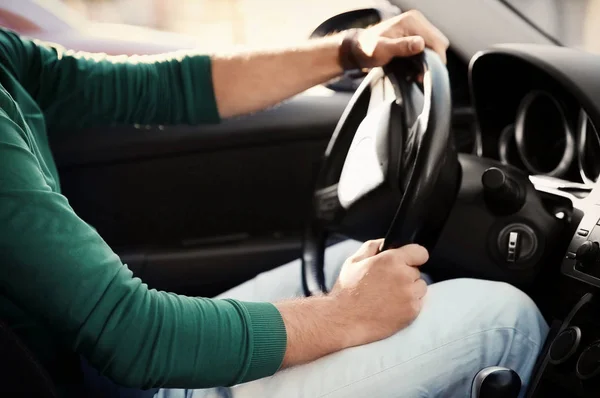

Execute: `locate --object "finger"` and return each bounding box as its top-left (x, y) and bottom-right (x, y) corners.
top-left (391, 244), bottom-right (429, 267)
top-left (399, 11), bottom-right (449, 63)
top-left (431, 43), bottom-right (448, 64)
top-left (413, 278), bottom-right (428, 299)
top-left (383, 35), bottom-right (425, 58)
top-left (351, 238), bottom-right (385, 262)
top-left (411, 298), bottom-right (424, 316)
top-left (404, 264), bottom-right (421, 282)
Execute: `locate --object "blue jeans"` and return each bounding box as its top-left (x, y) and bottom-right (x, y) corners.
top-left (155, 240), bottom-right (549, 398)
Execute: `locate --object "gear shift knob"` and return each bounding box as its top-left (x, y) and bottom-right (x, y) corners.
top-left (471, 367), bottom-right (522, 398)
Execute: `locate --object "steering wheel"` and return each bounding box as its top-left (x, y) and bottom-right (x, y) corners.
top-left (302, 49), bottom-right (461, 296)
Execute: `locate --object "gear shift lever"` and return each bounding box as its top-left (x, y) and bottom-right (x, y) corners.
top-left (471, 367), bottom-right (522, 398)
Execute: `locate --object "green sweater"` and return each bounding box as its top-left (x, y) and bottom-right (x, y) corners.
top-left (0, 28), bottom-right (286, 392)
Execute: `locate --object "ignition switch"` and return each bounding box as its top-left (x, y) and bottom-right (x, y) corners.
top-left (497, 223), bottom-right (538, 266)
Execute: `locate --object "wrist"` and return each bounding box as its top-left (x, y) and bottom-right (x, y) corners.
top-left (312, 295), bottom-right (355, 350)
top-left (276, 295), bottom-right (354, 368)
top-left (326, 291), bottom-right (371, 348)
top-left (317, 34), bottom-right (346, 77)
top-left (290, 295), bottom-right (355, 351)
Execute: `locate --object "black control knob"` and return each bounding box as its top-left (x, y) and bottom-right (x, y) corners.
top-left (482, 167), bottom-right (524, 215)
top-left (471, 367), bottom-right (521, 398)
top-left (576, 241), bottom-right (599, 268)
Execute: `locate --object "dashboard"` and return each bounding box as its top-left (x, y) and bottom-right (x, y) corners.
top-left (468, 46), bottom-right (600, 397)
top-left (470, 47), bottom-right (600, 186)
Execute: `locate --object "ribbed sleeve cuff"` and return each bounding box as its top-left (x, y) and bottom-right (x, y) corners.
top-left (182, 54), bottom-right (221, 124)
top-left (239, 301), bottom-right (287, 383)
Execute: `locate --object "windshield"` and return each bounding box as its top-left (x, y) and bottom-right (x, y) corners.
top-left (59, 0), bottom-right (381, 52)
top-left (503, 0), bottom-right (600, 54)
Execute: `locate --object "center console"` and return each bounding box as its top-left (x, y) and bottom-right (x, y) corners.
top-left (527, 183), bottom-right (600, 397)
top-left (562, 203), bottom-right (600, 289)
top-left (527, 294), bottom-right (600, 397)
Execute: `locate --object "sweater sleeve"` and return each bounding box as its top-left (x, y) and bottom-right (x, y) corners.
top-left (0, 28), bottom-right (220, 131)
top-left (0, 107), bottom-right (286, 389)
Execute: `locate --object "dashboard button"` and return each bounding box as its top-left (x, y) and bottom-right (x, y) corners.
top-left (549, 326), bottom-right (581, 365)
top-left (579, 214), bottom-right (600, 236)
top-left (576, 241), bottom-right (600, 268)
top-left (566, 252), bottom-right (576, 260)
top-left (579, 229), bottom-right (590, 237)
top-left (577, 342), bottom-right (600, 380)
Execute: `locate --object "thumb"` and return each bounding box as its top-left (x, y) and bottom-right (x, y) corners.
top-left (385, 35), bottom-right (425, 57)
top-left (350, 239), bottom-right (385, 262)
top-left (391, 243), bottom-right (429, 267)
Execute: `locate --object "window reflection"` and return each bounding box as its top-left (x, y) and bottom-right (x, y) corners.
top-left (504, 0), bottom-right (600, 54)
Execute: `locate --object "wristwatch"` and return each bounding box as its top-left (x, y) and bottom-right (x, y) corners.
top-left (338, 28), bottom-right (368, 71)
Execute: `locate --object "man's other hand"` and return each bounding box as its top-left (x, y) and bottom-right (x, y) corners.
top-left (355, 10), bottom-right (450, 66)
top-left (331, 239), bottom-right (429, 347)
top-left (277, 240), bottom-right (429, 368)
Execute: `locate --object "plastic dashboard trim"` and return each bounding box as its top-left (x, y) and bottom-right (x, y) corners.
top-left (469, 44), bottom-right (600, 147)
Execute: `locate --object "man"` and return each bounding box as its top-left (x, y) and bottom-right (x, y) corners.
top-left (0, 9), bottom-right (548, 398)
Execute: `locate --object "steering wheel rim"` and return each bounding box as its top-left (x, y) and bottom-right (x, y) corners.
top-left (302, 49), bottom-right (460, 296)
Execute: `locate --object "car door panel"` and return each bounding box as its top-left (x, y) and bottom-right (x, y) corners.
top-left (52, 91), bottom-right (352, 166)
top-left (52, 91), bottom-right (352, 295)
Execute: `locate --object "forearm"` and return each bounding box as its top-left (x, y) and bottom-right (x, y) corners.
top-left (0, 112), bottom-right (287, 388)
top-left (2, 29), bottom-right (220, 131)
top-left (212, 35), bottom-right (344, 119)
top-left (276, 296), bottom-right (357, 368)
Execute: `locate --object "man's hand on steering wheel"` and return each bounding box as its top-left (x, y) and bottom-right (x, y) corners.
top-left (279, 241), bottom-right (429, 368)
top-left (332, 240), bottom-right (429, 347)
top-left (347, 10), bottom-right (450, 69)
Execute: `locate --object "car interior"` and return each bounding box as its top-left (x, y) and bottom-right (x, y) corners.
top-left (4, 0), bottom-right (600, 397)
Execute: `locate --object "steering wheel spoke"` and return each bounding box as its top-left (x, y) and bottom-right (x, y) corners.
top-left (314, 183), bottom-right (343, 223)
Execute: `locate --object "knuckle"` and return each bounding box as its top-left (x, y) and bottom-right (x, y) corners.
top-left (414, 270), bottom-right (424, 283)
top-left (361, 256), bottom-right (375, 269)
top-left (399, 264), bottom-right (418, 280)
top-left (411, 299), bottom-right (423, 315)
top-left (421, 248), bottom-right (430, 263)
top-left (410, 299), bottom-right (421, 318)
top-left (376, 249), bottom-right (395, 265)
top-left (348, 255), bottom-right (361, 265)
top-left (365, 239), bottom-right (381, 252)
top-left (405, 299), bottom-right (421, 318)
top-left (404, 8), bottom-right (420, 18)
top-left (404, 9), bottom-right (423, 20)
top-left (412, 245), bottom-right (430, 263)
top-left (396, 244), bottom-right (427, 266)
top-left (399, 39), bottom-right (412, 51)
top-left (347, 251), bottom-right (361, 263)
top-left (414, 279), bottom-right (428, 297)
top-left (350, 240), bottom-right (380, 262)
top-left (436, 36), bottom-right (450, 51)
